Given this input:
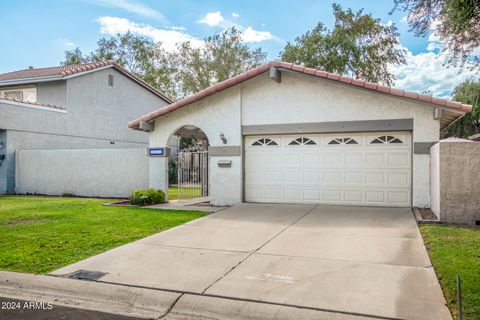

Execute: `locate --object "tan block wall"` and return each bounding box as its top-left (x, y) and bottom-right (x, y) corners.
top-left (431, 141), bottom-right (480, 224)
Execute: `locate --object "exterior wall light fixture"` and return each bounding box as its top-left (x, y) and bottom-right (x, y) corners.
top-left (219, 132), bottom-right (227, 144)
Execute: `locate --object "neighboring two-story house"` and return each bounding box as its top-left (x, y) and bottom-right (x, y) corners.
top-left (0, 61), bottom-right (172, 193)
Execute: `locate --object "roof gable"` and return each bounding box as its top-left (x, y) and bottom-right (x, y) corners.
top-left (128, 61), bottom-right (472, 129)
top-left (0, 61), bottom-right (173, 103)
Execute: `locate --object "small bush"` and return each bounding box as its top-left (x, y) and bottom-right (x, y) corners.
top-left (62, 193), bottom-right (75, 197)
top-left (129, 188), bottom-right (165, 206)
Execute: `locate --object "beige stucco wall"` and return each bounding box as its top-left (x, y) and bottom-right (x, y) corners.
top-left (431, 140), bottom-right (480, 224)
top-left (148, 71), bottom-right (442, 206)
top-left (242, 73), bottom-right (439, 207)
top-left (149, 87), bottom-right (242, 204)
top-left (430, 143), bottom-right (440, 215)
top-left (16, 148), bottom-right (148, 198)
top-left (241, 73), bottom-right (439, 141)
top-left (0, 67), bottom-right (169, 193)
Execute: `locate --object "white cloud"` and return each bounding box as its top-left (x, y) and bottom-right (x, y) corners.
top-left (198, 10), bottom-right (278, 43)
top-left (96, 16), bottom-right (202, 51)
top-left (51, 38), bottom-right (76, 48)
top-left (390, 17), bottom-right (478, 99)
top-left (426, 41), bottom-right (441, 52)
top-left (232, 12), bottom-right (239, 18)
top-left (241, 27), bottom-right (272, 43)
top-left (390, 47), bottom-right (477, 99)
top-left (91, 0), bottom-right (167, 22)
top-left (198, 11), bottom-right (225, 27)
top-left (426, 21), bottom-right (443, 52)
top-left (167, 26), bottom-right (186, 31)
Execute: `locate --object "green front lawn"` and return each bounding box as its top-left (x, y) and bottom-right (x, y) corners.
top-left (168, 187), bottom-right (179, 200)
top-left (168, 186), bottom-right (201, 200)
top-left (0, 196), bottom-right (206, 274)
top-left (420, 224), bottom-right (480, 320)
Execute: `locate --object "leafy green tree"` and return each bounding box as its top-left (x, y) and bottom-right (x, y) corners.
top-left (62, 29), bottom-right (266, 99)
top-left (281, 4), bottom-right (406, 86)
top-left (62, 32), bottom-right (176, 98)
top-left (172, 27), bottom-right (267, 96)
top-left (442, 79), bottom-right (480, 138)
top-left (391, 0), bottom-right (480, 68)
top-left (62, 47), bottom-right (89, 65)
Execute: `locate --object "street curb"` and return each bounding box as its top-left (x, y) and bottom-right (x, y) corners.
top-left (0, 271), bottom-right (180, 319)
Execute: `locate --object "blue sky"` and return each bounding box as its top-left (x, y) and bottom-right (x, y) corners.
top-left (0, 0), bottom-right (477, 98)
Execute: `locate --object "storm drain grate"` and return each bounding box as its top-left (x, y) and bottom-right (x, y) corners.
top-left (66, 270), bottom-right (108, 281)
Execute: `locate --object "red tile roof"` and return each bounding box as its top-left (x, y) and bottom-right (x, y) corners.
top-left (0, 61), bottom-right (108, 81)
top-left (0, 96), bottom-right (65, 111)
top-left (128, 61), bottom-right (473, 129)
top-left (0, 61), bottom-right (173, 103)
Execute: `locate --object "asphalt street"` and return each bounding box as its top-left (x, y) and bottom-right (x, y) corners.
top-left (0, 298), bottom-right (146, 320)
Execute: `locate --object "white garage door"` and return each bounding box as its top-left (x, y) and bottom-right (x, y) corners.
top-left (245, 132), bottom-right (411, 207)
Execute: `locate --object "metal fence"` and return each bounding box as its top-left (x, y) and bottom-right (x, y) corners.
top-left (177, 150), bottom-right (208, 201)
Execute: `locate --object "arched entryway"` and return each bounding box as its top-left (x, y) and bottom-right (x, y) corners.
top-left (167, 125), bottom-right (209, 201)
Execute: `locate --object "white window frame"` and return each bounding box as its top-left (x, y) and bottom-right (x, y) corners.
top-left (0, 85), bottom-right (37, 102)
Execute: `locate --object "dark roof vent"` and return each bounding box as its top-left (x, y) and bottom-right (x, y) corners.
top-left (28, 66), bottom-right (34, 69)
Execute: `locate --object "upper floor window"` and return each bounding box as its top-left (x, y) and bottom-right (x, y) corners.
top-left (108, 74), bottom-right (114, 87)
top-left (0, 86), bottom-right (37, 102)
top-left (370, 135), bottom-right (403, 144)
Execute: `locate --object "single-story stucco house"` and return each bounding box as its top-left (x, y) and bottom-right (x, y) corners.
top-left (129, 61), bottom-right (472, 208)
top-left (0, 61), bottom-right (172, 193)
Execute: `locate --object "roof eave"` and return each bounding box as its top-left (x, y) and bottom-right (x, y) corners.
top-left (0, 75), bottom-right (64, 86)
top-left (62, 65), bottom-right (114, 80)
top-left (128, 61), bottom-right (472, 128)
top-left (0, 98), bottom-right (67, 113)
top-left (277, 67), bottom-right (472, 114)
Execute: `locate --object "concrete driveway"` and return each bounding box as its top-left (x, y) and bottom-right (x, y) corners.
top-left (51, 204), bottom-right (451, 320)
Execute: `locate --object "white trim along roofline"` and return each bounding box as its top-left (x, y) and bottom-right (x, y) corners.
top-left (0, 75), bottom-right (64, 86)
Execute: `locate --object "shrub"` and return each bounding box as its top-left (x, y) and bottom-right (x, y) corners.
top-left (62, 193), bottom-right (75, 197)
top-left (145, 188), bottom-right (165, 204)
top-left (129, 188), bottom-right (165, 206)
top-left (129, 190), bottom-right (145, 205)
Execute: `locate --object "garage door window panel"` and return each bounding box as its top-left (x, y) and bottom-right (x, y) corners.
top-left (251, 138), bottom-right (278, 146)
top-left (370, 135), bottom-right (404, 144)
top-left (288, 137), bottom-right (317, 146)
top-left (328, 137), bottom-right (359, 145)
